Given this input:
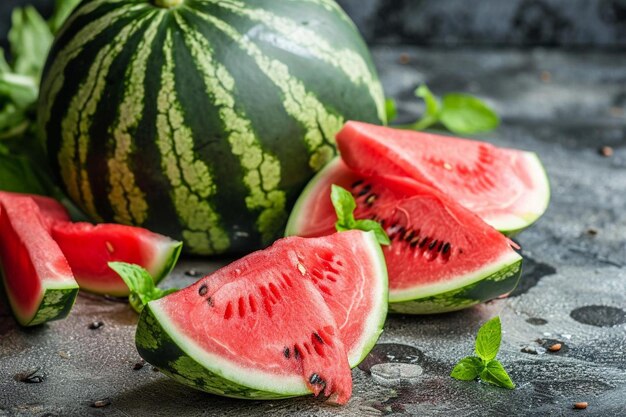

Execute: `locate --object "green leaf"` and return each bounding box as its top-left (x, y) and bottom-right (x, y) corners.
top-left (0, 152), bottom-right (47, 194)
top-left (9, 6), bottom-right (53, 78)
top-left (439, 94), bottom-right (500, 135)
top-left (331, 184), bottom-right (357, 231)
top-left (0, 50), bottom-right (11, 74)
top-left (475, 316), bottom-right (502, 361)
top-left (49, 0), bottom-right (83, 34)
top-left (451, 356), bottom-right (484, 381)
top-left (0, 73), bottom-right (38, 108)
top-left (108, 262), bottom-right (178, 313)
top-left (353, 219), bottom-right (390, 246)
top-left (480, 360), bottom-right (515, 389)
top-left (330, 185), bottom-right (390, 245)
top-left (417, 84), bottom-right (440, 116)
top-left (385, 98), bottom-right (397, 124)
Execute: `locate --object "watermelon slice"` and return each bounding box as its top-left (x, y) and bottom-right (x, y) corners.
top-left (336, 121), bottom-right (550, 234)
top-left (50, 222), bottom-right (182, 297)
top-left (0, 195), bottom-right (78, 326)
top-left (286, 158), bottom-right (523, 314)
top-left (136, 231), bottom-right (387, 402)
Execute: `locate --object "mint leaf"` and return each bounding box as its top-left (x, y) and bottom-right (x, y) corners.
top-left (353, 219), bottom-right (390, 246)
top-left (9, 6), bottom-right (53, 78)
top-left (108, 262), bottom-right (178, 313)
top-left (480, 360), bottom-right (515, 390)
top-left (412, 84), bottom-right (440, 130)
top-left (331, 184), bottom-right (357, 231)
top-left (475, 316), bottom-right (501, 361)
top-left (0, 73), bottom-right (38, 108)
top-left (49, 0), bottom-right (82, 33)
top-left (450, 356), bottom-right (484, 381)
top-left (385, 98), bottom-right (397, 124)
top-left (330, 184), bottom-right (390, 246)
top-left (439, 94), bottom-right (500, 135)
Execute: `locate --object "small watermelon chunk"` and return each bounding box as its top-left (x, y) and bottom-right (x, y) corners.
top-left (336, 121), bottom-right (550, 234)
top-left (50, 222), bottom-right (182, 297)
top-left (0, 195), bottom-right (78, 326)
top-left (286, 158), bottom-right (523, 314)
top-left (136, 231), bottom-right (387, 403)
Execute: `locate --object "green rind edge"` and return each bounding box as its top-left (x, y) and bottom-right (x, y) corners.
top-left (347, 231), bottom-right (388, 367)
top-left (135, 304), bottom-right (303, 400)
top-left (388, 258), bottom-right (523, 315)
top-left (22, 286), bottom-right (79, 327)
top-left (151, 241), bottom-right (183, 286)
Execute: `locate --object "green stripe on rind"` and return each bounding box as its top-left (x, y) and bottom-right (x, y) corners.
top-left (388, 259), bottom-right (523, 315)
top-left (348, 231), bottom-right (388, 367)
top-left (192, 8), bottom-right (344, 172)
top-left (205, 0), bottom-right (386, 124)
top-left (39, 3), bottom-right (147, 150)
top-left (136, 304), bottom-right (308, 399)
top-left (58, 12), bottom-right (155, 221)
top-left (175, 12), bottom-right (286, 244)
top-left (155, 29), bottom-right (229, 255)
top-left (148, 240), bottom-right (183, 287)
top-left (107, 13), bottom-right (165, 226)
top-left (27, 287), bottom-right (79, 326)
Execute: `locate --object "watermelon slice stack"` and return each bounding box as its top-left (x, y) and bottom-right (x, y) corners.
top-left (0, 192), bottom-right (182, 326)
top-left (287, 121), bottom-right (550, 314)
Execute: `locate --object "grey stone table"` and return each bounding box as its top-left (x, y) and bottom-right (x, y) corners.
top-left (1, 47), bottom-right (626, 416)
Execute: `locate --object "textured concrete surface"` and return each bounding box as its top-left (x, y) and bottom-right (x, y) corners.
top-left (1, 48), bottom-right (626, 416)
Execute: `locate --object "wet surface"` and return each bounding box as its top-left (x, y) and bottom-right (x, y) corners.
top-left (2, 47), bottom-right (626, 416)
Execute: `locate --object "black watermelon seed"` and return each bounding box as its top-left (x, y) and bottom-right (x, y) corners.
top-left (358, 185), bottom-right (372, 196)
top-left (88, 321), bottom-right (104, 330)
top-left (313, 332), bottom-right (324, 344)
top-left (429, 240), bottom-right (438, 250)
top-left (294, 346), bottom-right (301, 360)
top-left (207, 297), bottom-right (214, 307)
top-left (410, 237), bottom-right (420, 247)
top-left (442, 243), bottom-right (451, 254)
top-left (283, 348), bottom-right (290, 359)
top-left (132, 361), bottom-right (145, 370)
top-left (351, 180), bottom-right (364, 189)
top-left (419, 237), bottom-right (429, 248)
top-left (199, 284), bottom-right (208, 296)
top-left (437, 241), bottom-right (444, 252)
top-left (404, 230), bottom-right (414, 242)
top-left (310, 373), bottom-right (321, 384)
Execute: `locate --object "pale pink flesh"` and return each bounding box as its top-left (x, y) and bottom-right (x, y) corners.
top-left (337, 121), bottom-right (544, 228)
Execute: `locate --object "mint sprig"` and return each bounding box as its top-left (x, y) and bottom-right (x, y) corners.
top-left (388, 84), bottom-right (499, 135)
top-left (330, 184), bottom-right (390, 246)
top-left (451, 316), bottom-right (515, 389)
top-left (108, 262), bottom-right (178, 313)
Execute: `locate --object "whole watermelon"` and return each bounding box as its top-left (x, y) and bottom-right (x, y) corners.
top-left (38, 0), bottom-right (385, 255)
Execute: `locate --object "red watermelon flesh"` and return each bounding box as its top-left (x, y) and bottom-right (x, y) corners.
top-left (286, 159), bottom-right (521, 302)
top-left (0, 192), bottom-right (71, 227)
top-left (336, 121), bottom-right (550, 233)
top-left (0, 195), bottom-right (78, 326)
top-left (138, 231), bottom-right (387, 403)
top-left (50, 222), bottom-right (182, 297)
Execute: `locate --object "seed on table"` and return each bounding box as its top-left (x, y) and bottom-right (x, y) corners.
top-left (573, 402), bottom-right (588, 409)
top-left (548, 343), bottom-right (562, 352)
top-left (91, 398), bottom-right (111, 408)
top-left (399, 53), bottom-right (410, 65)
top-left (185, 269), bottom-right (200, 277)
top-left (133, 361), bottom-right (145, 370)
top-left (586, 228), bottom-right (598, 236)
top-left (599, 146), bottom-right (613, 157)
top-left (88, 321), bottom-right (104, 330)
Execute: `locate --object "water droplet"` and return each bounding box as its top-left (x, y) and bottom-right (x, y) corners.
top-left (370, 363), bottom-right (423, 387)
top-left (570, 305), bottom-right (626, 327)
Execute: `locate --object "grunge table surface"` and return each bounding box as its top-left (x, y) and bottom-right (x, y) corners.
top-left (1, 47), bottom-right (626, 416)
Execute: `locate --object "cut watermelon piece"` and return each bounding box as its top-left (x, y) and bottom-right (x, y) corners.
top-left (0, 195), bottom-right (78, 326)
top-left (336, 121), bottom-right (550, 234)
top-left (136, 231), bottom-right (387, 402)
top-left (50, 223), bottom-right (182, 297)
top-left (286, 158), bottom-right (522, 314)
top-left (0, 191), bottom-right (71, 227)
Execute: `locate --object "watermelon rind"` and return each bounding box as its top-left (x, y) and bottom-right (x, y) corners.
top-left (136, 303), bottom-right (308, 399)
top-left (495, 152), bottom-right (551, 236)
top-left (146, 239), bottom-right (183, 287)
top-left (1, 273), bottom-right (79, 326)
top-left (389, 256), bottom-right (523, 315)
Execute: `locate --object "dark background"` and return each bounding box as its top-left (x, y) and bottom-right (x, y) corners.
top-left (2, 0), bottom-right (626, 48)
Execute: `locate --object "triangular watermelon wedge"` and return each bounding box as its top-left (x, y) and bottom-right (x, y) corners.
top-left (286, 158), bottom-right (522, 314)
top-left (0, 195), bottom-right (78, 326)
top-left (336, 121), bottom-right (550, 234)
top-left (136, 231), bottom-right (387, 403)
